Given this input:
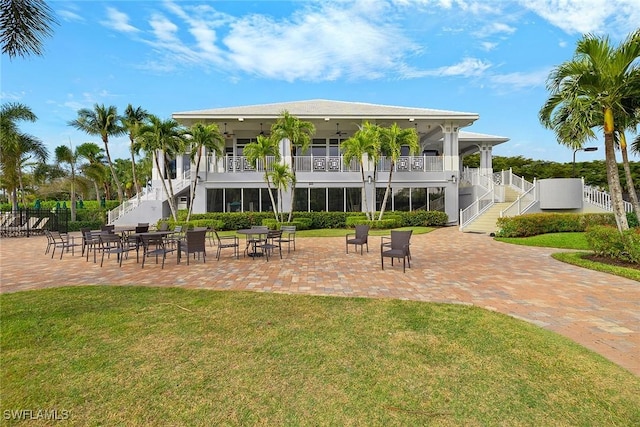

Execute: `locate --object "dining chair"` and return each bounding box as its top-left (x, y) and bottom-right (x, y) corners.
top-left (213, 230), bottom-right (239, 260)
top-left (179, 229), bottom-right (207, 265)
top-left (380, 230), bottom-right (413, 273)
top-left (346, 224), bottom-right (370, 255)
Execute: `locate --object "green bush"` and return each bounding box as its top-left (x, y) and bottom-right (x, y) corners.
top-left (496, 213), bottom-right (617, 238)
top-left (585, 225), bottom-right (640, 264)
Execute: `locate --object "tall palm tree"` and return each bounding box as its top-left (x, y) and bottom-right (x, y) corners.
top-left (540, 30), bottom-right (640, 232)
top-left (0, 102), bottom-right (48, 210)
top-left (183, 122), bottom-right (225, 222)
top-left (136, 115), bottom-right (187, 222)
top-left (616, 95), bottom-right (640, 215)
top-left (0, 0), bottom-right (58, 58)
top-left (54, 143), bottom-right (80, 221)
top-left (121, 104), bottom-right (149, 201)
top-left (268, 163), bottom-right (295, 223)
top-left (341, 122), bottom-right (380, 220)
top-left (377, 123), bottom-right (419, 220)
top-left (270, 110), bottom-right (315, 222)
top-left (244, 134), bottom-right (281, 221)
top-left (76, 142), bottom-right (107, 203)
top-left (68, 104), bottom-right (126, 203)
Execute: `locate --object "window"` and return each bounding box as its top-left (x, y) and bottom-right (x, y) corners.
top-left (327, 188), bottom-right (343, 211)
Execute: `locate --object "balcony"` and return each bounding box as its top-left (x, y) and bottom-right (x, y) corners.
top-left (207, 155), bottom-right (444, 174)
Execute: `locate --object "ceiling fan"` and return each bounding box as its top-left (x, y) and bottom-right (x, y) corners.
top-left (258, 122), bottom-right (270, 137)
top-left (335, 123), bottom-right (347, 138)
top-left (223, 123), bottom-right (235, 139)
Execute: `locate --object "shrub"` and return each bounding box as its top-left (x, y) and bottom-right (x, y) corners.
top-left (496, 213), bottom-right (616, 238)
top-left (585, 225), bottom-right (640, 264)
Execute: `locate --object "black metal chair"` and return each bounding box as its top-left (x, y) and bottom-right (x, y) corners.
top-left (380, 230), bottom-right (413, 273)
top-left (346, 225), bottom-right (370, 255)
top-left (278, 225), bottom-right (297, 253)
top-left (139, 234), bottom-right (175, 269)
top-left (47, 230), bottom-right (82, 259)
top-left (99, 233), bottom-right (132, 267)
top-left (213, 230), bottom-right (239, 260)
top-left (256, 229), bottom-right (283, 261)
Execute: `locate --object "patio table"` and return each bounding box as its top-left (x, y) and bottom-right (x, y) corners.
top-left (237, 228), bottom-right (269, 258)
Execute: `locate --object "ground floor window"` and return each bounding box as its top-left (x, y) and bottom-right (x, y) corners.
top-left (206, 188), bottom-right (277, 213)
top-left (205, 186), bottom-right (444, 213)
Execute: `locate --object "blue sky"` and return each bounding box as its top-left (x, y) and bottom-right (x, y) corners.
top-left (2, 0), bottom-right (639, 163)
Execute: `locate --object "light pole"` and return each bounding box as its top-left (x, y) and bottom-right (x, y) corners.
top-left (572, 147), bottom-right (598, 177)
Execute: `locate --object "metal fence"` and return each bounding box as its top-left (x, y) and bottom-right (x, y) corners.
top-left (0, 208), bottom-right (69, 238)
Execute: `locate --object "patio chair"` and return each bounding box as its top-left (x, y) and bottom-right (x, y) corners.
top-left (380, 230), bottom-right (413, 273)
top-left (346, 225), bottom-right (370, 255)
top-left (256, 229), bottom-right (283, 261)
top-left (81, 228), bottom-right (101, 262)
top-left (48, 230), bottom-right (82, 259)
top-left (179, 229), bottom-right (207, 265)
top-left (213, 230), bottom-right (239, 260)
top-left (166, 225), bottom-right (184, 249)
top-left (278, 225), bottom-right (297, 253)
top-left (140, 234), bottom-right (175, 269)
top-left (99, 233), bottom-right (132, 267)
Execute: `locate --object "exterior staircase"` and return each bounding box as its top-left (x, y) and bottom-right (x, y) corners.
top-left (462, 186), bottom-right (520, 234)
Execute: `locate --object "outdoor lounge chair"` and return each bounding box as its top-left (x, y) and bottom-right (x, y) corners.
top-left (213, 230), bottom-right (239, 260)
top-left (380, 230), bottom-right (413, 273)
top-left (346, 225), bottom-right (370, 255)
top-left (179, 229), bottom-right (207, 265)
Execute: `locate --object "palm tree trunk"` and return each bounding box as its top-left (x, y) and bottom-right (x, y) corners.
top-left (359, 164), bottom-right (370, 220)
top-left (287, 143), bottom-right (296, 222)
top-left (94, 182), bottom-right (100, 204)
top-left (102, 137), bottom-right (124, 203)
top-left (265, 171), bottom-right (279, 222)
top-left (70, 164), bottom-right (76, 222)
top-left (378, 162), bottom-right (393, 221)
top-left (185, 148), bottom-right (202, 223)
top-left (156, 154), bottom-right (177, 222)
top-left (620, 145), bottom-right (640, 215)
top-left (604, 132), bottom-right (629, 231)
top-left (130, 141), bottom-right (141, 201)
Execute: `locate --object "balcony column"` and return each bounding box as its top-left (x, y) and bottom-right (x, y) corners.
top-left (441, 123), bottom-right (460, 172)
top-left (442, 123), bottom-right (460, 225)
top-left (278, 137), bottom-right (293, 214)
top-left (480, 143), bottom-right (493, 175)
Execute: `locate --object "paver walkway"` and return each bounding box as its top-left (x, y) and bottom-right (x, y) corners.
top-left (0, 227), bottom-right (638, 376)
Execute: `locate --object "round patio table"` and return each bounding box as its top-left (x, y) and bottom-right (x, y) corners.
top-left (237, 228), bottom-right (269, 257)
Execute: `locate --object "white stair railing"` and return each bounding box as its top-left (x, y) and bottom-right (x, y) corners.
top-left (583, 184), bottom-right (633, 212)
top-left (108, 170), bottom-right (192, 224)
top-left (501, 178), bottom-right (537, 218)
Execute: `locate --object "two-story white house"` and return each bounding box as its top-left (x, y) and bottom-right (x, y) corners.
top-left (112, 99), bottom-right (511, 227)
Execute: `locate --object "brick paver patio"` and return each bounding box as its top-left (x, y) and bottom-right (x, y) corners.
top-left (1, 226), bottom-right (638, 376)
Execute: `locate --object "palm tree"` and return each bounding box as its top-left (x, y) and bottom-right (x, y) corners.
top-left (244, 134), bottom-right (281, 221)
top-left (0, 102), bottom-right (48, 210)
top-left (68, 104), bottom-right (126, 203)
top-left (270, 110), bottom-right (315, 222)
top-left (0, 0), bottom-right (58, 58)
top-left (268, 163), bottom-right (295, 223)
top-left (377, 123), bottom-right (419, 220)
top-left (76, 142), bottom-right (107, 203)
top-left (616, 95), bottom-right (640, 215)
top-left (341, 122), bottom-right (379, 220)
top-left (136, 115), bottom-right (187, 222)
top-left (121, 104), bottom-right (149, 201)
top-left (54, 143), bottom-right (80, 221)
top-left (539, 30), bottom-right (640, 232)
top-left (183, 122), bottom-right (225, 222)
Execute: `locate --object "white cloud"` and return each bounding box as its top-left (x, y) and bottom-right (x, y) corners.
top-left (101, 7), bottom-right (140, 34)
top-left (520, 0), bottom-right (640, 36)
top-left (489, 68), bottom-right (551, 91)
top-left (481, 41), bottom-right (498, 51)
top-left (474, 22), bottom-right (517, 38)
top-left (57, 9), bottom-right (84, 23)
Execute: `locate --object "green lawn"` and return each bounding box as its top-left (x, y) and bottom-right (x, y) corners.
top-left (2, 287), bottom-right (639, 426)
top-left (496, 232), bottom-right (640, 282)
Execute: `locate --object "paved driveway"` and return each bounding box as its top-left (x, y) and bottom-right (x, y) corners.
top-left (1, 227), bottom-right (638, 376)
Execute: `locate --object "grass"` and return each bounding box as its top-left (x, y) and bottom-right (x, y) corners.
top-left (496, 232), bottom-right (639, 282)
top-left (2, 286), bottom-right (639, 426)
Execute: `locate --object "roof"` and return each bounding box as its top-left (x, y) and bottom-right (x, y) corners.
top-left (458, 130), bottom-right (509, 143)
top-left (173, 99), bottom-right (479, 122)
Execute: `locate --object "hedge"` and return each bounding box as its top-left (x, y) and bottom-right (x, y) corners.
top-left (495, 213), bottom-right (618, 238)
top-left (585, 225), bottom-right (640, 264)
